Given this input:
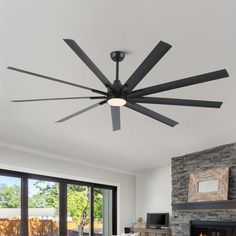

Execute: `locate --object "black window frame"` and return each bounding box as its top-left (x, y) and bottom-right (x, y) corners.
top-left (0, 168), bottom-right (117, 236)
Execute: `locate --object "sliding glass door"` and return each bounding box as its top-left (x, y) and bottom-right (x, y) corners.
top-left (28, 179), bottom-right (59, 236)
top-left (0, 170), bottom-right (117, 236)
top-left (66, 185), bottom-right (113, 236)
top-left (0, 176), bottom-right (21, 236)
top-left (67, 184), bottom-right (90, 236)
top-left (93, 188), bottom-right (113, 236)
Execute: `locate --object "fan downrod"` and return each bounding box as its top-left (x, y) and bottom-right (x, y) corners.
top-left (110, 51), bottom-right (125, 62)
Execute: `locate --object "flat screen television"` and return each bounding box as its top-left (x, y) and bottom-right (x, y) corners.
top-left (146, 213), bottom-right (169, 229)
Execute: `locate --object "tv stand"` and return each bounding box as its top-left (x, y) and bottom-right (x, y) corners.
top-left (125, 227), bottom-right (171, 236)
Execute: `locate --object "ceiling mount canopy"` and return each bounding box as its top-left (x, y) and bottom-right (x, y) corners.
top-left (7, 39), bottom-right (229, 131)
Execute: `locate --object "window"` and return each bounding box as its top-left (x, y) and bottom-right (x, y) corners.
top-left (28, 179), bottom-right (59, 236)
top-left (0, 170), bottom-right (117, 236)
top-left (93, 188), bottom-right (113, 236)
top-left (67, 184), bottom-right (90, 236)
top-left (0, 176), bottom-right (21, 236)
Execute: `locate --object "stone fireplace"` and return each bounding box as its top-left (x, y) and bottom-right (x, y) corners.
top-left (171, 142), bottom-right (236, 236)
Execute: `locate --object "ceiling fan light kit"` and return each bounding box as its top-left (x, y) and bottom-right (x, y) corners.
top-left (8, 39), bottom-right (229, 131)
top-left (107, 98), bottom-right (126, 107)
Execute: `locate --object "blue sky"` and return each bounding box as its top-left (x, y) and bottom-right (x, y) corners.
top-left (0, 176), bottom-right (20, 186)
top-left (0, 176), bottom-right (57, 196)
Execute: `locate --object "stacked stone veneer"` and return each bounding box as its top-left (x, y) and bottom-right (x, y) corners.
top-left (171, 142), bottom-right (236, 236)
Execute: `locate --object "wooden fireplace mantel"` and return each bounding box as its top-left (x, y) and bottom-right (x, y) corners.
top-left (172, 199), bottom-right (236, 210)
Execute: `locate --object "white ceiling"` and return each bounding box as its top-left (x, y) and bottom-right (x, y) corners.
top-left (0, 0), bottom-right (236, 173)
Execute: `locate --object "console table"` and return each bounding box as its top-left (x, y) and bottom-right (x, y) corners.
top-left (125, 227), bottom-right (171, 236)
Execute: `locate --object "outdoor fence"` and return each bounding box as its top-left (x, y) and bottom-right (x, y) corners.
top-left (0, 219), bottom-right (102, 236)
top-left (0, 219), bottom-right (59, 236)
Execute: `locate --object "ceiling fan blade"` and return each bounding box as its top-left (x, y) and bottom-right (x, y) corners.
top-left (110, 106), bottom-right (121, 131)
top-left (7, 67), bottom-right (107, 96)
top-left (11, 96), bottom-right (107, 103)
top-left (125, 102), bottom-right (178, 127)
top-left (64, 39), bottom-right (112, 88)
top-left (129, 97), bottom-right (223, 108)
top-left (130, 69), bottom-right (229, 97)
top-left (55, 100), bottom-right (107, 123)
top-left (123, 41), bottom-right (172, 92)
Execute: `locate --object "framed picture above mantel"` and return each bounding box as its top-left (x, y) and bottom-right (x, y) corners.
top-left (188, 166), bottom-right (229, 202)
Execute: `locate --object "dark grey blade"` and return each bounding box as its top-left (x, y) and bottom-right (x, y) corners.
top-left (129, 97), bottom-right (223, 108)
top-left (129, 69), bottom-right (229, 97)
top-left (123, 41), bottom-right (172, 92)
top-left (125, 102), bottom-right (178, 127)
top-left (11, 96), bottom-right (107, 102)
top-left (7, 67), bottom-right (107, 95)
top-left (64, 39), bottom-right (112, 88)
top-left (110, 106), bottom-right (121, 131)
top-left (56, 100), bottom-right (107, 123)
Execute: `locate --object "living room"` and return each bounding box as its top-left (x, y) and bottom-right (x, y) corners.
top-left (0, 1), bottom-right (235, 236)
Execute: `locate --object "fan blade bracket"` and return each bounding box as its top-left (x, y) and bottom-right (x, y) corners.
top-left (91, 89), bottom-right (108, 95)
top-left (127, 89), bottom-right (144, 99)
top-left (90, 96), bottom-right (108, 100)
top-left (99, 100), bottom-right (107, 105)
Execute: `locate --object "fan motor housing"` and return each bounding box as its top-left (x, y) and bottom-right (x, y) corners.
top-left (107, 80), bottom-right (127, 100)
top-left (110, 51), bottom-right (125, 62)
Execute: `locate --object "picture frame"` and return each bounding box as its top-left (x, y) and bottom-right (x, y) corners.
top-left (188, 166), bottom-right (229, 202)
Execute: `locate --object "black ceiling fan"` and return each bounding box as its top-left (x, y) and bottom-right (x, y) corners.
top-left (7, 39), bottom-right (229, 131)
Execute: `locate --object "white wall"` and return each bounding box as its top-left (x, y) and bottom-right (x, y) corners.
top-left (136, 166), bottom-right (171, 220)
top-left (0, 143), bottom-right (136, 233)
